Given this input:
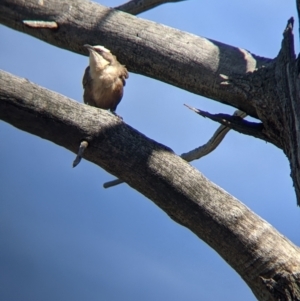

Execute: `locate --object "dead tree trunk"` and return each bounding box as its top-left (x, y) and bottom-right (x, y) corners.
top-left (1, 0), bottom-right (300, 300)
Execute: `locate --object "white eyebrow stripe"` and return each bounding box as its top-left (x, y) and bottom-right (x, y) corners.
top-left (93, 45), bottom-right (111, 53)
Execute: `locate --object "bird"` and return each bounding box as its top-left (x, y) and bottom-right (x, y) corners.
top-left (82, 44), bottom-right (128, 116)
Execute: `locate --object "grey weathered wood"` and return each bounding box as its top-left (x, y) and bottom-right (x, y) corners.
top-left (104, 109), bottom-right (249, 188)
top-left (1, 0), bottom-right (300, 299)
top-left (0, 0), bottom-right (270, 118)
top-left (1, 69), bottom-right (300, 301)
top-left (181, 109), bottom-right (248, 161)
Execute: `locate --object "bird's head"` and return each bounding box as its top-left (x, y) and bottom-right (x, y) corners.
top-left (84, 44), bottom-right (111, 54)
top-left (84, 44), bottom-right (113, 71)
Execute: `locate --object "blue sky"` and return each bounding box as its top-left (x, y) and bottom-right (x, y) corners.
top-left (1, 1), bottom-right (300, 300)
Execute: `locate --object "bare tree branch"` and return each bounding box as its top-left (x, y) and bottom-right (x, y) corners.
top-left (0, 0), bottom-right (271, 119)
top-left (2, 0), bottom-right (300, 200)
top-left (1, 0), bottom-right (300, 298)
top-left (184, 104), bottom-right (276, 145)
top-left (181, 109), bottom-right (247, 161)
top-left (115, 0), bottom-right (186, 15)
top-left (1, 68), bottom-right (300, 301)
top-left (104, 109), bottom-right (248, 188)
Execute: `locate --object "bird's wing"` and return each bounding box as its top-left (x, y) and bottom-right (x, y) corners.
top-left (120, 66), bottom-right (129, 86)
top-left (82, 66), bottom-right (91, 89)
top-left (82, 66), bottom-right (95, 105)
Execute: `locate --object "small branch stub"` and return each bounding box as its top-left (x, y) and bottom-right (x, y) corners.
top-left (23, 20), bottom-right (58, 29)
top-left (260, 272), bottom-right (300, 300)
top-left (103, 178), bottom-right (124, 188)
top-left (73, 140), bottom-right (89, 168)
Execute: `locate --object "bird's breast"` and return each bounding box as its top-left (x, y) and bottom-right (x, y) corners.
top-left (91, 66), bottom-right (125, 110)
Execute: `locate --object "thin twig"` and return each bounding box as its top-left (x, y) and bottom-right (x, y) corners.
top-left (184, 104), bottom-right (267, 141)
top-left (181, 108), bottom-right (247, 161)
top-left (103, 108), bottom-right (247, 188)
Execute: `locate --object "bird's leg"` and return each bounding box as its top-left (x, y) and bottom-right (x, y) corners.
top-left (73, 140), bottom-right (89, 167)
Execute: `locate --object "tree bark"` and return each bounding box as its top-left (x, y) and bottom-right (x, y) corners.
top-left (1, 0), bottom-right (300, 300)
top-left (0, 0), bottom-right (268, 118)
top-left (2, 1), bottom-right (300, 200)
top-left (1, 70), bottom-right (300, 301)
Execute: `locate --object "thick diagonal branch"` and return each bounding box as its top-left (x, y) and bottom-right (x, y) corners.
top-left (0, 0), bottom-right (272, 118)
top-left (105, 109), bottom-right (248, 188)
top-left (1, 70), bottom-right (300, 301)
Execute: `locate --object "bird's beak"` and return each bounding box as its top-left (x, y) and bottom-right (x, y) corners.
top-left (84, 44), bottom-right (94, 52)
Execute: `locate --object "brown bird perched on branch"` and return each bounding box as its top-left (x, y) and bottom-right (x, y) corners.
top-left (83, 44), bottom-right (128, 116)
